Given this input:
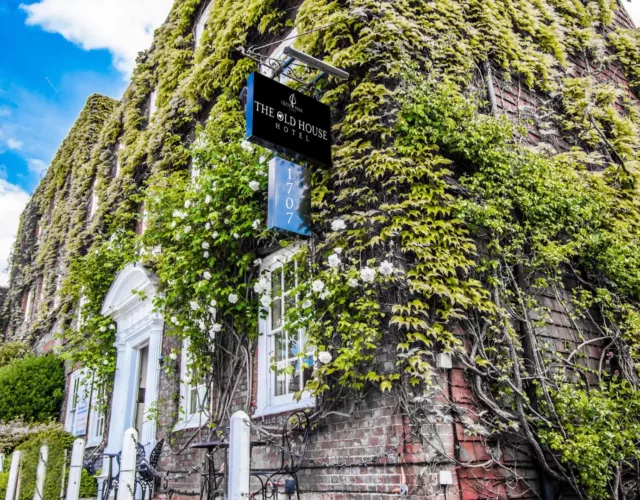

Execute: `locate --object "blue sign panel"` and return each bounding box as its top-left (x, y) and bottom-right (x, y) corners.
top-left (268, 157), bottom-right (311, 237)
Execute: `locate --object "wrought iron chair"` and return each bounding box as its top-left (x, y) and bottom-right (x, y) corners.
top-left (136, 439), bottom-right (165, 499)
top-left (251, 411), bottom-right (311, 500)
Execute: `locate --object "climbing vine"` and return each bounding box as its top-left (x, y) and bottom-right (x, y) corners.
top-left (4, 0), bottom-right (640, 496)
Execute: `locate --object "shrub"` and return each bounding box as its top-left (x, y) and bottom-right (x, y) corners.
top-left (0, 342), bottom-right (29, 368)
top-left (15, 427), bottom-right (97, 500)
top-left (0, 355), bottom-right (64, 423)
top-left (0, 471), bottom-right (7, 499)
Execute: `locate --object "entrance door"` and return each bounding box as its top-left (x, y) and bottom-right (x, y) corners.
top-left (133, 345), bottom-right (149, 437)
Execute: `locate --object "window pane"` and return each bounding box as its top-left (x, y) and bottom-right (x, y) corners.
top-left (274, 332), bottom-right (286, 362)
top-left (275, 369), bottom-right (287, 397)
top-left (189, 386), bottom-right (198, 415)
top-left (271, 269), bottom-right (282, 300)
top-left (271, 298), bottom-right (282, 330)
top-left (284, 260), bottom-right (296, 292)
top-left (288, 360), bottom-right (301, 393)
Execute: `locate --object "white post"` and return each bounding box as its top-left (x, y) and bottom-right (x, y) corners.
top-left (65, 439), bottom-right (85, 500)
top-left (116, 428), bottom-right (138, 500)
top-left (227, 411), bottom-right (251, 500)
top-left (33, 445), bottom-right (49, 500)
top-left (0, 453), bottom-right (4, 472)
top-left (5, 451), bottom-right (22, 500)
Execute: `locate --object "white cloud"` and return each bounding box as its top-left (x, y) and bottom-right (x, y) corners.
top-left (7, 138), bottom-right (24, 151)
top-left (0, 180), bottom-right (30, 286)
top-left (624, 0), bottom-right (640, 26)
top-left (20, 0), bottom-right (174, 75)
top-left (27, 158), bottom-right (48, 177)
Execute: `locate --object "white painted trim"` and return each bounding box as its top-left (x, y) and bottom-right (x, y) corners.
top-left (174, 339), bottom-right (208, 431)
top-left (102, 264), bottom-right (162, 467)
top-left (195, 1), bottom-right (213, 47)
top-left (255, 245), bottom-right (315, 416)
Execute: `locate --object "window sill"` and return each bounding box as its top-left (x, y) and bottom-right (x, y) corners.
top-left (253, 398), bottom-right (315, 419)
top-left (173, 413), bottom-right (207, 432)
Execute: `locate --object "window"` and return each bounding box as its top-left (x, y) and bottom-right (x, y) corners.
top-left (136, 204), bottom-right (148, 235)
top-left (87, 384), bottom-right (106, 447)
top-left (65, 371), bottom-right (90, 437)
top-left (175, 340), bottom-right (208, 430)
top-left (89, 178), bottom-right (98, 219)
top-left (260, 28), bottom-right (299, 82)
top-left (22, 289), bottom-right (33, 321)
top-left (149, 89), bottom-right (158, 118)
top-left (53, 273), bottom-right (63, 310)
top-left (255, 247), bottom-right (314, 417)
top-left (77, 294), bottom-right (88, 331)
top-left (36, 279), bottom-right (43, 308)
top-left (195, 1), bottom-right (213, 47)
top-left (115, 142), bottom-right (124, 178)
top-left (35, 222), bottom-right (42, 245)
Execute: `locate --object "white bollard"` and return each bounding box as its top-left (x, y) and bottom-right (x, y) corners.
top-left (116, 428), bottom-right (138, 500)
top-left (33, 445), bottom-right (49, 500)
top-left (5, 450), bottom-right (22, 500)
top-left (65, 439), bottom-right (85, 500)
top-left (227, 411), bottom-right (251, 500)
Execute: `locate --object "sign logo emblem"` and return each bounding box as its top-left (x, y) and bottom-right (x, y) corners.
top-left (289, 94), bottom-right (297, 107)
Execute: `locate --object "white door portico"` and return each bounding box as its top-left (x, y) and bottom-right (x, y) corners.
top-left (101, 263), bottom-right (163, 461)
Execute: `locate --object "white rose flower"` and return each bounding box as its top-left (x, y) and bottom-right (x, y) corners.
top-left (202, 242), bottom-right (210, 249)
top-left (170, 221), bottom-right (176, 228)
top-left (320, 290), bottom-right (331, 300)
top-left (185, 200), bottom-right (192, 209)
top-left (259, 156), bottom-right (266, 164)
top-left (173, 210), bottom-right (186, 219)
top-left (302, 299), bottom-right (312, 309)
top-left (109, 324), bottom-right (116, 330)
top-left (205, 194), bottom-right (212, 204)
top-left (318, 351), bottom-right (332, 364)
top-left (203, 271), bottom-right (212, 280)
top-left (311, 280), bottom-right (325, 293)
top-left (260, 295), bottom-right (271, 308)
top-left (328, 254), bottom-right (341, 268)
top-left (184, 226), bottom-right (192, 234)
top-left (204, 251), bottom-right (210, 258)
top-left (254, 278), bottom-right (268, 294)
top-left (249, 180), bottom-right (260, 192)
top-left (331, 219), bottom-right (346, 231)
top-left (360, 267), bottom-right (376, 283)
top-left (205, 222), bottom-right (211, 230)
top-left (348, 278), bottom-right (359, 288)
top-left (228, 293), bottom-right (239, 304)
top-left (99, 326), bottom-right (106, 333)
top-left (211, 323), bottom-right (223, 333)
top-left (210, 299), bottom-right (217, 307)
top-left (102, 359), bottom-right (109, 366)
top-left (241, 140), bottom-right (254, 152)
top-left (169, 352), bottom-right (178, 361)
top-left (233, 233), bottom-right (240, 239)
top-left (252, 219), bottom-right (261, 230)
top-left (212, 232), bottom-right (219, 239)
top-left (198, 320), bottom-right (206, 331)
top-left (334, 247), bottom-right (343, 254)
top-left (190, 301), bottom-right (200, 311)
top-left (224, 219), bottom-right (230, 224)
top-left (379, 260), bottom-right (394, 277)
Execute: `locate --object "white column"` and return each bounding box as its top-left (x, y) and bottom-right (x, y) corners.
top-left (227, 411), bottom-right (251, 500)
top-left (5, 451), bottom-right (22, 500)
top-left (116, 428), bottom-right (138, 500)
top-left (65, 439), bottom-right (85, 500)
top-left (33, 445), bottom-right (49, 500)
top-left (142, 323), bottom-right (163, 455)
top-left (106, 343), bottom-right (130, 457)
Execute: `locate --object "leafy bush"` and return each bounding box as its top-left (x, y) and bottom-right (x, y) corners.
top-left (0, 342), bottom-right (29, 368)
top-left (0, 471), bottom-right (8, 499)
top-left (15, 427), bottom-right (97, 500)
top-left (0, 355), bottom-right (64, 423)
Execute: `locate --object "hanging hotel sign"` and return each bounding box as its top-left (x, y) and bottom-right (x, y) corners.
top-left (268, 157), bottom-right (311, 236)
top-left (246, 71), bottom-right (332, 167)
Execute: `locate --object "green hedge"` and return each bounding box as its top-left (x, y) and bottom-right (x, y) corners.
top-left (0, 471), bottom-right (7, 499)
top-left (11, 428), bottom-right (97, 500)
top-left (0, 342), bottom-right (29, 368)
top-left (0, 355), bottom-right (64, 423)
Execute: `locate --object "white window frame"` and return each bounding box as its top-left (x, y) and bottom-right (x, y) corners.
top-left (260, 28), bottom-right (299, 82)
top-left (174, 340), bottom-right (208, 431)
top-left (87, 381), bottom-right (106, 447)
top-left (24, 288), bottom-right (34, 321)
top-left (89, 178), bottom-right (98, 219)
top-left (65, 370), bottom-right (90, 437)
top-left (194, 1), bottom-right (213, 48)
top-left (149, 89), bottom-right (158, 118)
top-left (255, 246), bottom-right (314, 417)
top-left (115, 142), bottom-right (124, 178)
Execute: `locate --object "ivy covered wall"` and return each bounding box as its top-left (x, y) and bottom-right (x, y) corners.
top-left (1, 0), bottom-right (640, 496)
